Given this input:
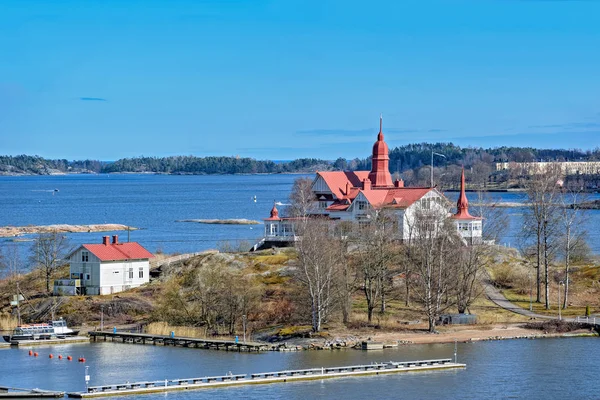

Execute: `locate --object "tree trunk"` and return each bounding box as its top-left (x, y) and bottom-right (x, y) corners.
top-left (543, 222), bottom-right (550, 310)
top-left (536, 230), bottom-right (541, 303)
top-left (564, 227), bottom-right (570, 310)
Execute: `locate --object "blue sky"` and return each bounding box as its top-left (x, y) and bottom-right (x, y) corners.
top-left (1, 0), bottom-right (599, 160)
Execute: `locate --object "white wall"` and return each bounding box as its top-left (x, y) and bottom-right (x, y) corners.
top-left (68, 246), bottom-right (150, 295)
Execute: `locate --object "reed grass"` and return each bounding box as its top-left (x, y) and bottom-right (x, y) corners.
top-left (146, 322), bottom-right (225, 339)
top-left (0, 315), bottom-right (18, 331)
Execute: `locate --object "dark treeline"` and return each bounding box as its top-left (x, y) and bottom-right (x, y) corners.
top-left (335, 143), bottom-right (600, 173)
top-left (101, 156), bottom-right (331, 174)
top-left (0, 155), bottom-right (104, 175)
top-left (2, 143), bottom-right (600, 177)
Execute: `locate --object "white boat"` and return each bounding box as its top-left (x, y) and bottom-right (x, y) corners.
top-left (3, 319), bottom-right (78, 342)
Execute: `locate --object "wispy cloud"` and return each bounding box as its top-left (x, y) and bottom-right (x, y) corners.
top-left (296, 127), bottom-right (444, 136)
top-left (80, 97), bottom-right (107, 102)
top-left (528, 122), bottom-right (600, 129)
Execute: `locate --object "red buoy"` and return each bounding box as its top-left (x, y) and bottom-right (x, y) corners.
top-left (49, 354), bottom-right (53, 359)
top-left (28, 350), bottom-right (33, 356)
top-left (78, 357), bottom-right (85, 362)
top-left (58, 355), bottom-right (63, 360)
top-left (33, 352), bottom-right (38, 357)
top-left (67, 356), bottom-right (72, 361)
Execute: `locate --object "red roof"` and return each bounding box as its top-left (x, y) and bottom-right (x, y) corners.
top-left (264, 204), bottom-right (281, 221)
top-left (315, 171), bottom-right (370, 199)
top-left (452, 167), bottom-right (481, 220)
top-left (83, 242), bottom-right (154, 262)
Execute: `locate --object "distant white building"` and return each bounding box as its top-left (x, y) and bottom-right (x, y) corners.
top-left (261, 116), bottom-right (483, 247)
top-left (54, 235), bottom-right (154, 296)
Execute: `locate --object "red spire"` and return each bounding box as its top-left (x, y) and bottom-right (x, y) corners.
top-left (454, 167), bottom-right (474, 219)
top-left (368, 114), bottom-right (393, 187)
top-left (264, 203), bottom-right (281, 220)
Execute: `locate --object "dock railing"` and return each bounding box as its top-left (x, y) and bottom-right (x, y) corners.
top-left (84, 359), bottom-right (455, 394)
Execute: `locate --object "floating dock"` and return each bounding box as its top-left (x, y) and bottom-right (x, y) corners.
top-left (67, 358), bottom-right (465, 398)
top-left (0, 342), bottom-right (10, 349)
top-left (89, 331), bottom-right (266, 352)
top-left (0, 386), bottom-right (64, 398)
top-left (11, 336), bottom-right (90, 347)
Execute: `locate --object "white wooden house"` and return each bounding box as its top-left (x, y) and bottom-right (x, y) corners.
top-left (260, 116), bottom-right (483, 248)
top-left (54, 235), bottom-right (154, 295)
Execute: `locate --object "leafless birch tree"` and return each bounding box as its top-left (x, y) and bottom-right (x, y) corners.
top-left (295, 219), bottom-right (342, 332)
top-left (522, 164), bottom-right (561, 309)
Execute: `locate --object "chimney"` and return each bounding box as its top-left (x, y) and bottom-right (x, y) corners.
top-left (345, 181), bottom-right (350, 196)
top-left (102, 236), bottom-right (110, 245)
top-left (112, 235), bottom-right (119, 244)
top-left (362, 178), bottom-right (371, 191)
top-left (394, 179), bottom-right (404, 188)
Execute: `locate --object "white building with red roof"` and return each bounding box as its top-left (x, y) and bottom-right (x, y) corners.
top-left (262, 116), bottom-right (472, 246)
top-left (56, 235), bottom-right (154, 295)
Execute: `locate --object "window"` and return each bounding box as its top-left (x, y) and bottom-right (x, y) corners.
top-left (129, 268), bottom-right (133, 279)
top-left (139, 268), bottom-right (144, 278)
top-left (81, 251), bottom-right (89, 262)
top-left (282, 224), bottom-right (292, 235)
top-left (85, 274), bottom-right (91, 281)
top-left (357, 201), bottom-right (367, 211)
top-left (319, 201), bottom-right (328, 209)
top-left (270, 224), bottom-right (278, 235)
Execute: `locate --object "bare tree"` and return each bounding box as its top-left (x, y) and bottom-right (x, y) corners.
top-left (454, 244), bottom-right (487, 314)
top-left (472, 191), bottom-right (509, 244)
top-left (333, 223), bottom-right (356, 324)
top-left (0, 244), bottom-right (22, 279)
top-left (287, 177), bottom-right (316, 218)
top-left (522, 164), bottom-right (561, 309)
top-left (30, 232), bottom-right (71, 294)
top-left (558, 189), bottom-right (588, 309)
top-left (295, 219), bottom-right (342, 332)
top-left (352, 212), bottom-right (397, 323)
top-left (408, 210), bottom-right (458, 332)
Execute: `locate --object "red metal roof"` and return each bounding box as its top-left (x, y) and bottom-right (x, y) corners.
top-left (264, 204), bottom-right (281, 221)
top-left (315, 171), bottom-right (370, 199)
top-left (83, 242), bottom-right (154, 262)
top-left (452, 167), bottom-right (481, 220)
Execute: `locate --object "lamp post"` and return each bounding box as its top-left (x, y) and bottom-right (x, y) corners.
top-left (430, 150), bottom-right (446, 188)
top-left (558, 281), bottom-right (564, 320)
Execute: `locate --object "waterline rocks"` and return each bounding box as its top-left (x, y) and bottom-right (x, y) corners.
top-left (0, 224), bottom-right (136, 237)
top-left (176, 219), bottom-right (261, 225)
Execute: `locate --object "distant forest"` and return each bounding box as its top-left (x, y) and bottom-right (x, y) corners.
top-left (2, 144), bottom-right (600, 188)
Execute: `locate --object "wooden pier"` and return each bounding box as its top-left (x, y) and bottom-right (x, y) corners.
top-left (67, 358), bottom-right (466, 398)
top-left (11, 336), bottom-right (90, 347)
top-left (89, 331), bottom-right (266, 352)
top-left (0, 386), bottom-right (64, 398)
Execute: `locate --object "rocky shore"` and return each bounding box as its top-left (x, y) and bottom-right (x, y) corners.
top-left (0, 224), bottom-right (135, 237)
top-left (176, 219), bottom-right (261, 225)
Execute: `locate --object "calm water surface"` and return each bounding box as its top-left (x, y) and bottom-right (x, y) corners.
top-left (2, 174), bottom-right (600, 258)
top-left (0, 338), bottom-right (598, 399)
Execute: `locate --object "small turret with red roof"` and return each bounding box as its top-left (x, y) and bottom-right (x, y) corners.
top-left (452, 167), bottom-right (479, 220)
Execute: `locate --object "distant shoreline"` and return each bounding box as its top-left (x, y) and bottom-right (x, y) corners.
top-left (0, 224), bottom-right (136, 238)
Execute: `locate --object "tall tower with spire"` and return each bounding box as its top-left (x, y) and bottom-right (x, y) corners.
top-left (452, 167), bottom-right (483, 244)
top-left (454, 167), bottom-right (474, 219)
top-left (368, 114), bottom-right (393, 187)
